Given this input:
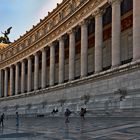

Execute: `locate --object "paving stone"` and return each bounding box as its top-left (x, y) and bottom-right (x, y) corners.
top-left (0, 117), bottom-right (140, 140)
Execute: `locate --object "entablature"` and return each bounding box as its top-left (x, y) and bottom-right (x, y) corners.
top-left (0, 0), bottom-right (106, 69)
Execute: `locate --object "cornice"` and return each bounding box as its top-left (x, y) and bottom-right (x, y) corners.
top-left (9, 0), bottom-right (69, 46)
top-left (0, 0), bottom-right (106, 69)
top-left (0, 0), bottom-right (69, 53)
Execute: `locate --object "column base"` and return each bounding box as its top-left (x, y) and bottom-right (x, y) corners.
top-left (68, 79), bottom-right (74, 82)
top-left (80, 75), bottom-right (87, 79)
top-left (111, 64), bottom-right (120, 69)
top-left (94, 70), bottom-right (102, 74)
top-left (133, 58), bottom-right (140, 62)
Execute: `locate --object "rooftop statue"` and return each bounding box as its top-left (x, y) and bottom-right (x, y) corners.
top-left (0, 27), bottom-right (12, 44)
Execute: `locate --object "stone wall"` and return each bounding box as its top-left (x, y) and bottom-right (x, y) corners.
top-left (0, 61), bottom-right (140, 117)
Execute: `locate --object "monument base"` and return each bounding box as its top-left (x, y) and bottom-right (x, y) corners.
top-left (0, 43), bottom-right (9, 49)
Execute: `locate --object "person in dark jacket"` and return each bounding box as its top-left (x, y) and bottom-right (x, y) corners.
top-left (16, 112), bottom-right (19, 126)
top-left (0, 113), bottom-right (5, 127)
top-left (80, 108), bottom-right (86, 120)
top-left (65, 109), bottom-right (71, 123)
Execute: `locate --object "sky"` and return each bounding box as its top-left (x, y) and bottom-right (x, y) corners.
top-left (0, 0), bottom-right (62, 42)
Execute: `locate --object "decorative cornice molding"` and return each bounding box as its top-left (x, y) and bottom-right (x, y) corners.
top-left (0, 0), bottom-right (106, 69)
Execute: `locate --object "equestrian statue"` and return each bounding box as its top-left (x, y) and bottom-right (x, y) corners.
top-left (0, 27), bottom-right (12, 44)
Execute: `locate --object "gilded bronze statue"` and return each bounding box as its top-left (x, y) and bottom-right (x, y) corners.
top-left (0, 27), bottom-right (12, 44)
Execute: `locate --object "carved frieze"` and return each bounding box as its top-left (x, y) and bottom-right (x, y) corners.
top-left (0, 0), bottom-right (105, 68)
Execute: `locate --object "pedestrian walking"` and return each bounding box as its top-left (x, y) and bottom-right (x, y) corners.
top-left (64, 108), bottom-right (71, 123)
top-left (80, 108), bottom-right (86, 120)
top-left (16, 112), bottom-right (19, 126)
top-left (0, 113), bottom-right (5, 127)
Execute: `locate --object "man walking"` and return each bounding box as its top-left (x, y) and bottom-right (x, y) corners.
top-left (65, 108), bottom-right (71, 123)
top-left (16, 112), bottom-right (19, 126)
top-left (0, 113), bottom-right (5, 127)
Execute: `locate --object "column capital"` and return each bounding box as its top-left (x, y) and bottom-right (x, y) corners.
top-left (108, 0), bottom-right (122, 5)
top-left (79, 19), bottom-right (88, 26)
top-left (41, 47), bottom-right (47, 52)
top-left (4, 67), bottom-right (8, 71)
top-left (49, 42), bottom-right (55, 47)
top-left (34, 52), bottom-right (39, 57)
top-left (57, 35), bottom-right (65, 42)
top-left (27, 56), bottom-right (32, 60)
top-left (92, 8), bottom-right (105, 17)
top-left (10, 65), bottom-right (14, 69)
top-left (67, 28), bottom-right (75, 35)
top-left (15, 62), bottom-right (20, 66)
top-left (21, 59), bottom-right (26, 63)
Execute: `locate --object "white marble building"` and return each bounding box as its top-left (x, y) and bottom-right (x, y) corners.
top-left (0, 0), bottom-right (140, 117)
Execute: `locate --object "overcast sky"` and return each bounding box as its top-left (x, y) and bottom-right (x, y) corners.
top-left (0, 0), bottom-right (62, 42)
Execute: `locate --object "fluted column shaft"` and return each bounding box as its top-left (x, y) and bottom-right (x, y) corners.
top-left (41, 48), bottom-right (47, 88)
top-left (0, 70), bottom-right (2, 97)
top-left (21, 60), bottom-right (25, 93)
top-left (27, 57), bottom-right (32, 92)
top-left (69, 29), bottom-right (75, 81)
top-left (94, 10), bottom-right (103, 73)
top-left (10, 66), bottom-right (14, 96)
top-left (133, 0), bottom-right (140, 60)
top-left (15, 63), bottom-right (19, 94)
top-left (4, 68), bottom-right (8, 97)
top-left (111, 0), bottom-right (121, 67)
top-left (50, 44), bottom-right (55, 86)
top-left (81, 20), bottom-right (88, 77)
top-left (34, 53), bottom-right (39, 90)
top-left (59, 37), bottom-right (65, 84)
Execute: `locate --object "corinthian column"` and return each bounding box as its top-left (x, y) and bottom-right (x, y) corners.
top-left (0, 70), bottom-right (2, 97)
top-left (80, 20), bottom-right (88, 77)
top-left (15, 63), bottom-right (19, 94)
top-left (10, 65), bottom-right (14, 96)
top-left (58, 36), bottom-right (65, 84)
top-left (34, 52), bottom-right (39, 90)
top-left (21, 60), bottom-right (25, 93)
top-left (4, 68), bottom-right (8, 97)
top-left (41, 48), bottom-right (47, 88)
top-left (133, 0), bottom-right (140, 61)
top-left (109, 0), bottom-right (121, 67)
top-left (93, 9), bottom-right (104, 73)
top-left (50, 43), bottom-right (55, 86)
top-left (68, 29), bottom-right (75, 81)
top-left (27, 57), bottom-right (32, 92)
